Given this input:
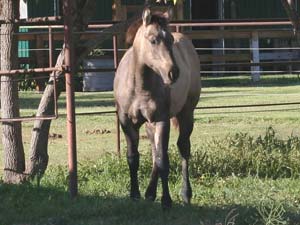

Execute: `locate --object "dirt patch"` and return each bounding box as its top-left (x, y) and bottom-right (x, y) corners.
top-left (49, 133), bottom-right (63, 139)
top-left (85, 129), bottom-right (111, 135)
top-left (140, 135), bottom-right (148, 139)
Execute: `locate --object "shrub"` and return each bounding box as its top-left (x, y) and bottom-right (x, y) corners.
top-left (188, 127), bottom-right (300, 179)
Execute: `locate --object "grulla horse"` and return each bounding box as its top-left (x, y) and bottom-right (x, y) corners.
top-left (114, 8), bottom-right (201, 208)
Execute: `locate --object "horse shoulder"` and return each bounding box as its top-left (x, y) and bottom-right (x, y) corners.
top-left (114, 48), bottom-right (135, 109)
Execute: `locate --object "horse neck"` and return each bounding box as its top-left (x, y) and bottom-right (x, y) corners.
top-left (130, 47), bottom-right (153, 92)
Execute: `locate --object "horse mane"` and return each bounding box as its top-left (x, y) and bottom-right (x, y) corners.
top-left (126, 12), bottom-right (169, 45)
top-left (126, 19), bottom-right (143, 45)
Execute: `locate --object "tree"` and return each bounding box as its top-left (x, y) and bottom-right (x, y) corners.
top-left (0, 0), bottom-right (25, 183)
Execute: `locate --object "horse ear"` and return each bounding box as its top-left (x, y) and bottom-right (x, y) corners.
top-left (142, 8), bottom-right (152, 26)
top-left (163, 7), bottom-right (174, 21)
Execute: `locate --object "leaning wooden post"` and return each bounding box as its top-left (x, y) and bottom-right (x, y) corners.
top-left (250, 31), bottom-right (260, 82)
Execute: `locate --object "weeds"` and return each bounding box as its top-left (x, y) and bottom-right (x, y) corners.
top-left (186, 127), bottom-right (300, 179)
top-left (1, 127), bottom-right (300, 225)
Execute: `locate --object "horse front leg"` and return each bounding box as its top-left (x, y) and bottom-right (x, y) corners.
top-left (154, 120), bottom-right (172, 208)
top-left (145, 122), bottom-right (159, 201)
top-left (120, 119), bottom-right (141, 200)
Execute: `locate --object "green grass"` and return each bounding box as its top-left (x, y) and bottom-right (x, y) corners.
top-left (1, 75), bottom-right (300, 225)
top-left (1, 150), bottom-right (300, 225)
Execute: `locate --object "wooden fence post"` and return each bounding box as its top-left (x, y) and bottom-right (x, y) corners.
top-left (250, 31), bottom-right (260, 82)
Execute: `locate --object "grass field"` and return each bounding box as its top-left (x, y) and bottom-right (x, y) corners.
top-left (1, 75), bottom-right (300, 225)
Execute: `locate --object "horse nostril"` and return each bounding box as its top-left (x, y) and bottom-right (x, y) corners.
top-left (172, 66), bottom-right (179, 81)
top-left (168, 66), bottom-right (179, 83)
top-left (168, 71), bottom-right (174, 82)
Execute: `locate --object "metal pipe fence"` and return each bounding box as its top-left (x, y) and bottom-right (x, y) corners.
top-left (0, 18), bottom-right (299, 123)
top-left (1, 17), bottom-right (299, 131)
top-left (7, 19), bottom-right (299, 76)
top-left (1, 15), bottom-right (300, 197)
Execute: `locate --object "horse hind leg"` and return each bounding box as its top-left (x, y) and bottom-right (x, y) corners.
top-left (144, 123), bottom-right (159, 201)
top-left (176, 108), bottom-right (194, 204)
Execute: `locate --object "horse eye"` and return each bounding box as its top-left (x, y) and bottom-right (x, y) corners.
top-left (150, 39), bottom-right (158, 45)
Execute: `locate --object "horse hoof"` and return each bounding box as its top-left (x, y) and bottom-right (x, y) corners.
top-left (145, 188), bottom-right (156, 201)
top-left (181, 195), bottom-right (191, 205)
top-left (181, 187), bottom-right (192, 204)
top-left (161, 195), bottom-right (172, 210)
top-left (145, 193), bottom-right (156, 201)
top-left (130, 191), bottom-right (141, 200)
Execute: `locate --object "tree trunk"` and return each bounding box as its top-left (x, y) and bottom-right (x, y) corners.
top-left (0, 0), bottom-right (25, 183)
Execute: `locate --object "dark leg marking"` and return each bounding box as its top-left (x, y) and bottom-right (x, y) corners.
top-left (120, 118), bottom-right (142, 200)
top-left (176, 106), bottom-right (194, 204)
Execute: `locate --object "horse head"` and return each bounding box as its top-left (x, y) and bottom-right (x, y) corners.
top-left (132, 8), bottom-right (179, 85)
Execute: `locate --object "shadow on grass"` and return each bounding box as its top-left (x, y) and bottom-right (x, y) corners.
top-left (3, 183), bottom-right (300, 225)
top-left (0, 183), bottom-right (263, 225)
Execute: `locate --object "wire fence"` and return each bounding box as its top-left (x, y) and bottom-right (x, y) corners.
top-left (62, 101), bottom-right (300, 117)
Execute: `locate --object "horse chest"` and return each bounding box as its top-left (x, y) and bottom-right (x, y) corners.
top-left (127, 97), bottom-right (158, 124)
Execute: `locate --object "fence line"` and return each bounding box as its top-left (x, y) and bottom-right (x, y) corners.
top-left (201, 71), bottom-right (300, 74)
top-left (196, 47), bottom-right (300, 51)
top-left (54, 101), bottom-right (300, 118)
